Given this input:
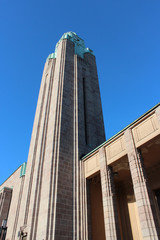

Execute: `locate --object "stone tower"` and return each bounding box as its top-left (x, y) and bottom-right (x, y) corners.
top-left (6, 32), bottom-right (105, 239)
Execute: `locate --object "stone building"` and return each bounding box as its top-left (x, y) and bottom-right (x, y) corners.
top-left (0, 32), bottom-right (160, 240)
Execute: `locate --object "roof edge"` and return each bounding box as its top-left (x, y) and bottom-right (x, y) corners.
top-left (0, 162), bottom-right (27, 187)
top-left (82, 103), bottom-right (160, 160)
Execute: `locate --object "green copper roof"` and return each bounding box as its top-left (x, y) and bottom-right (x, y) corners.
top-left (47, 32), bottom-right (94, 60)
top-left (20, 162), bottom-right (27, 178)
top-left (47, 52), bottom-right (56, 60)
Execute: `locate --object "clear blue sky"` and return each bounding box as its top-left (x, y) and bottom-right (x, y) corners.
top-left (0, 0), bottom-right (160, 184)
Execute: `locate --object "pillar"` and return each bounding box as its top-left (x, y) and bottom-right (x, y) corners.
top-left (124, 129), bottom-right (160, 239)
top-left (99, 147), bottom-right (121, 240)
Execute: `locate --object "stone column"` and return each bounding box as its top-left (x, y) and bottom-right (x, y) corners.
top-left (99, 147), bottom-right (121, 240)
top-left (124, 129), bottom-right (160, 239)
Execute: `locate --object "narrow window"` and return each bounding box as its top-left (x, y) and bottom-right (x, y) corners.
top-left (83, 77), bottom-right (88, 144)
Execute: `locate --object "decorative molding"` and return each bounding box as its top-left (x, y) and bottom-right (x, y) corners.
top-left (106, 135), bottom-right (126, 164)
top-left (132, 114), bottom-right (160, 147)
top-left (84, 154), bottom-right (100, 178)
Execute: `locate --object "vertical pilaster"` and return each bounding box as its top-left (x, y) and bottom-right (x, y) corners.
top-left (124, 129), bottom-right (160, 239)
top-left (99, 147), bottom-right (121, 240)
top-left (73, 54), bottom-right (79, 240)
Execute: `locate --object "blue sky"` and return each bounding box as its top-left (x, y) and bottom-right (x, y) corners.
top-left (0, 0), bottom-right (160, 184)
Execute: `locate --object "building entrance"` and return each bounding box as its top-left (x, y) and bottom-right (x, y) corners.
top-left (88, 174), bottom-right (105, 240)
top-left (112, 157), bottom-right (143, 240)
